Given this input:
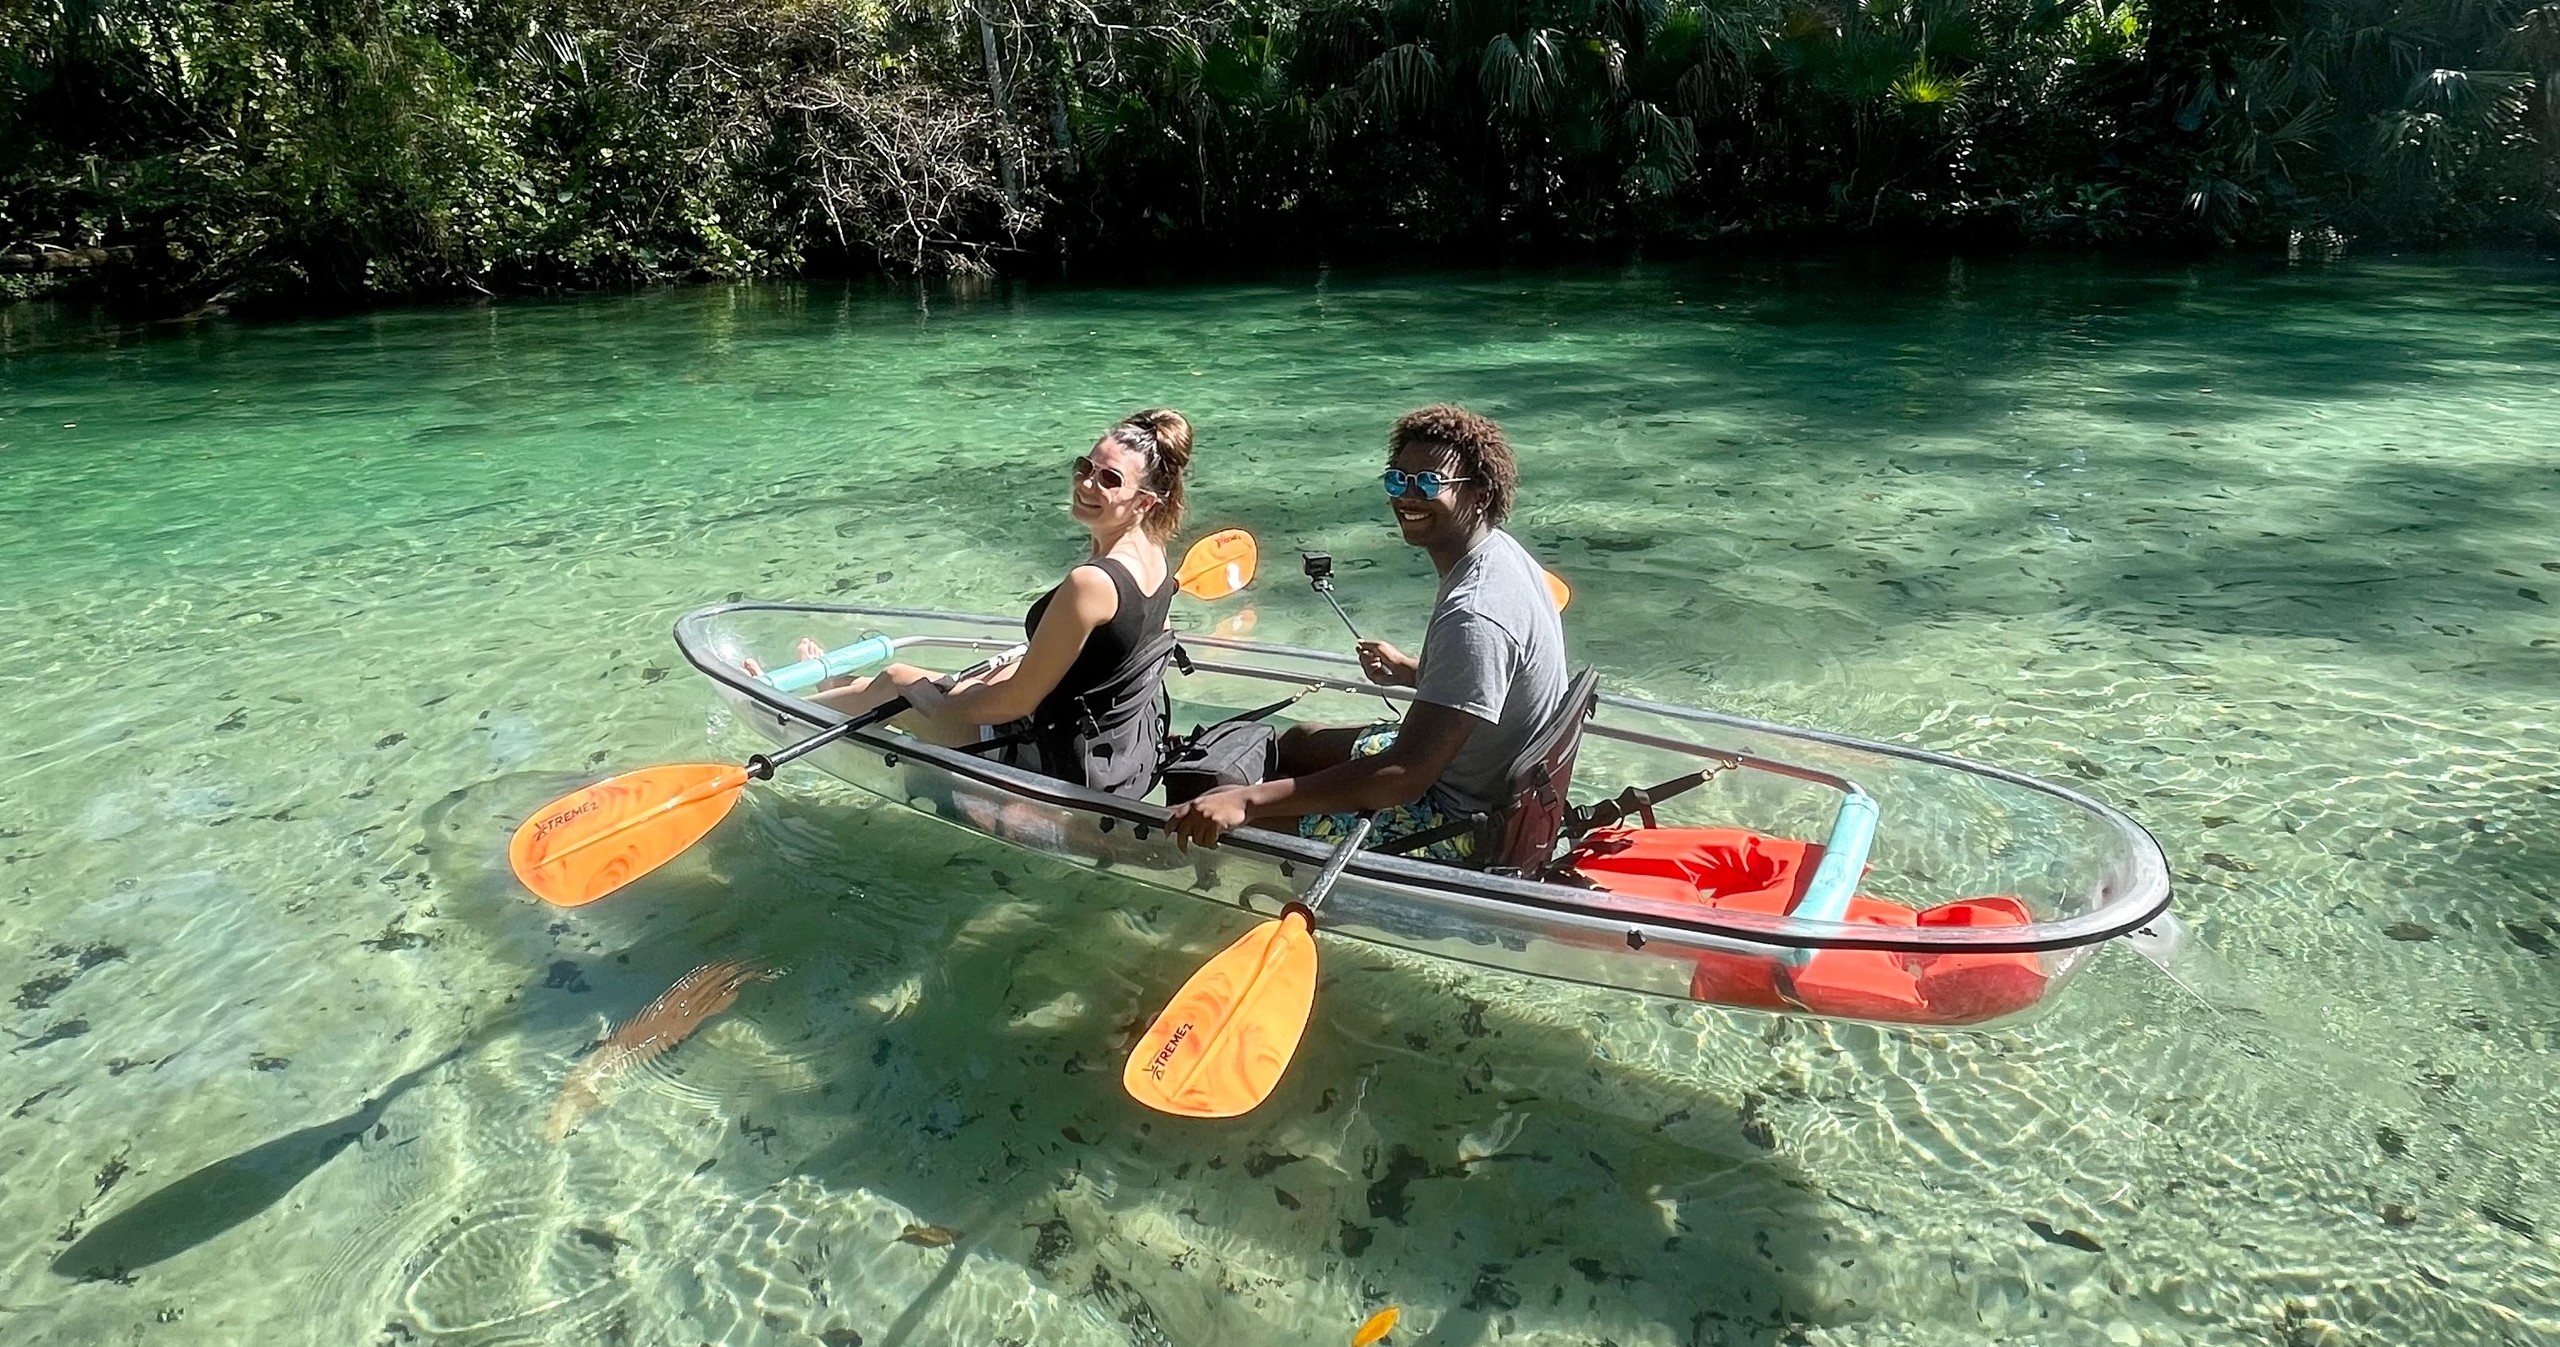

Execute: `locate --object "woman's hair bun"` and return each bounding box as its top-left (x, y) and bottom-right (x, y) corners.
top-left (1128, 408), bottom-right (1191, 467)
top-left (1112, 408), bottom-right (1192, 540)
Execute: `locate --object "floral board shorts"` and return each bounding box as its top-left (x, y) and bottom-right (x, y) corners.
top-left (1296, 723), bottom-right (1479, 864)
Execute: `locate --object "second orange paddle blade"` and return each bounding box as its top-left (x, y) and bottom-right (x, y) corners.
top-left (1124, 910), bottom-right (1317, 1118)
top-left (1177, 528), bottom-right (1258, 602)
top-left (509, 762), bottom-right (751, 907)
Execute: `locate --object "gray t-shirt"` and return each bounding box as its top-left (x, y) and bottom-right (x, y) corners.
top-left (1411, 529), bottom-right (1568, 815)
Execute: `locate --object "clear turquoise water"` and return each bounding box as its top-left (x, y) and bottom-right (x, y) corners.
top-left (3, 254), bottom-right (2556, 1346)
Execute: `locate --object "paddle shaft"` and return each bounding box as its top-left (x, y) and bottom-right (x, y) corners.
top-left (746, 698), bottom-right (903, 780)
top-left (1286, 815), bottom-right (1373, 923)
top-left (532, 648), bottom-right (1020, 874)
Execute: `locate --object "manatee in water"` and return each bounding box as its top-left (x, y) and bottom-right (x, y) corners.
top-left (542, 960), bottom-right (782, 1142)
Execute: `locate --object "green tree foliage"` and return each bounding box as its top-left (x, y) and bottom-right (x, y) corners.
top-left (0, 0), bottom-right (1030, 296)
top-left (1, 0), bottom-right (2552, 301)
top-left (2158, 0), bottom-right (2560, 240)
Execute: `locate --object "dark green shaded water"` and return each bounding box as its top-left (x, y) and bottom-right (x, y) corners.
top-left (3, 254), bottom-right (2556, 1344)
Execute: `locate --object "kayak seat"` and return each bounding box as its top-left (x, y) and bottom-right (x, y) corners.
top-left (1553, 826), bottom-right (1824, 909)
top-left (1372, 667), bottom-right (1602, 877)
top-left (1561, 826), bottom-right (1829, 1012)
top-left (1558, 826), bottom-right (2049, 1024)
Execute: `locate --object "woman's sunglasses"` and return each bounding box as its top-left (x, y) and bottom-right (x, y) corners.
top-left (1073, 455), bottom-right (1154, 495)
top-left (1381, 469), bottom-right (1473, 500)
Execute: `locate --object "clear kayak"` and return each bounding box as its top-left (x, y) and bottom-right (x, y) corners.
top-left (673, 602), bottom-right (2172, 1029)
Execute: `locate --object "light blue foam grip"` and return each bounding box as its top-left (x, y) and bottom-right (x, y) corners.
top-left (1783, 789), bottom-right (1880, 966)
top-left (759, 634), bottom-right (894, 694)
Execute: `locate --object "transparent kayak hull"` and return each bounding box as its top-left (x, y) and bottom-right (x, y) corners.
top-left (673, 603), bottom-right (2172, 1029)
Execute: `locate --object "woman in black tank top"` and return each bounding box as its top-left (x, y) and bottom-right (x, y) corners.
top-left (779, 409), bottom-right (1195, 795)
top-left (1021, 554), bottom-right (1178, 724)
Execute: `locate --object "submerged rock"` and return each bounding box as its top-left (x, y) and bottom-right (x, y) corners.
top-left (2480, 1205), bottom-right (2536, 1237)
top-left (2026, 1219), bottom-right (2104, 1252)
top-left (13, 1018), bottom-right (89, 1052)
top-left (15, 969), bottom-right (74, 1010)
top-left (1365, 1146), bottom-right (1441, 1224)
top-left (1027, 1215), bottom-right (1074, 1277)
top-left (1461, 1265), bottom-right (1521, 1311)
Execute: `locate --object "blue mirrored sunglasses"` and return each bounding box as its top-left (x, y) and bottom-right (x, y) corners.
top-left (1380, 469), bottom-right (1474, 500)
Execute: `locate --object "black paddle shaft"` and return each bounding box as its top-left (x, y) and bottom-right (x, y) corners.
top-left (745, 647), bottom-right (1020, 781)
top-left (746, 697), bottom-right (908, 780)
top-left (1286, 814), bottom-right (1374, 924)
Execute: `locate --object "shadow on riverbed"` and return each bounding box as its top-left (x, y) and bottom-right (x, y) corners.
top-left (368, 769), bottom-right (1851, 1342)
top-left (50, 1024), bottom-right (504, 1281)
top-left (42, 770), bottom-right (733, 1287)
top-left (658, 792), bottom-right (1848, 1345)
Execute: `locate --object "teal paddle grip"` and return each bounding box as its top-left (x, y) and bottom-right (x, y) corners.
top-left (760, 635), bottom-right (895, 694)
top-left (1783, 789), bottom-right (1880, 965)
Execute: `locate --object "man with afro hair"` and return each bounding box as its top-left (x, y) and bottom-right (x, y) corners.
top-left (1166, 404), bottom-right (1566, 864)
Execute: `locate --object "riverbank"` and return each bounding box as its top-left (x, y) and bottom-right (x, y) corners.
top-left (8, 0), bottom-right (2554, 312)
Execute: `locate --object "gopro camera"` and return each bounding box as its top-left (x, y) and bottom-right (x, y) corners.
top-left (1301, 551), bottom-right (1334, 587)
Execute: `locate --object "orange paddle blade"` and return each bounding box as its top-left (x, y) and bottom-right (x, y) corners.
top-left (1124, 909), bottom-right (1316, 1118)
top-left (510, 762), bottom-right (751, 906)
top-left (1352, 1306), bottom-right (1401, 1346)
top-left (1542, 568), bottom-right (1571, 612)
top-left (1178, 529), bottom-right (1258, 601)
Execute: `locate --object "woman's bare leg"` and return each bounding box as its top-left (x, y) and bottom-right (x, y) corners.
top-left (810, 663), bottom-right (995, 747)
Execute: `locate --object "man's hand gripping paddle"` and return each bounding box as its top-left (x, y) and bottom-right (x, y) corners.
top-left (509, 531), bottom-right (1259, 906)
top-left (1123, 816), bottom-right (1372, 1118)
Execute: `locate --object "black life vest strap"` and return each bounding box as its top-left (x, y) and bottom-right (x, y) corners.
top-left (1068, 628), bottom-right (1179, 729)
top-left (1215, 683), bottom-right (1321, 731)
top-left (1368, 811), bottom-right (1491, 858)
top-left (947, 628), bottom-right (1179, 761)
top-left (954, 724), bottom-right (1038, 757)
top-left (1560, 767), bottom-right (1719, 836)
top-left (962, 629), bottom-right (1178, 769)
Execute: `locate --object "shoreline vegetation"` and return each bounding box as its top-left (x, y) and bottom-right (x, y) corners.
top-left (4, 0), bottom-right (2555, 310)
